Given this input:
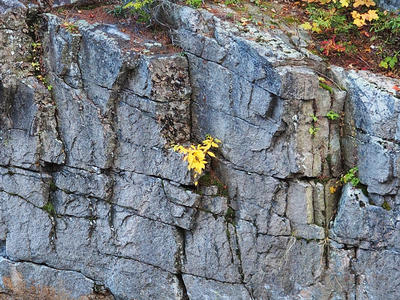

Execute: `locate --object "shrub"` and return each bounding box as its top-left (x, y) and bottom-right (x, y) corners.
top-left (173, 135), bottom-right (221, 186)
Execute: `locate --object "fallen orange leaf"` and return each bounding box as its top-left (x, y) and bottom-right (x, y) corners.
top-left (394, 85), bottom-right (400, 91)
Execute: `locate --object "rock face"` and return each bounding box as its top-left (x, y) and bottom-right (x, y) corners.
top-left (379, 0), bottom-right (400, 10)
top-left (1, 0), bottom-right (400, 299)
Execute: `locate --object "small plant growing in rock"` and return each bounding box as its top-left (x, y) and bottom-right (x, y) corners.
top-left (326, 110), bottom-right (340, 120)
top-left (173, 135), bottom-right (221, 186)
top-left (62, 22), bottom-right (79, 34)
top-left (310, 113), bottom-right (318, 122)
top-left (330, 166), bottom-right (359, 193)
top-left (309, 126), bottom-right (320, 136)
top-left (309, 113), bottom-right (319, 136)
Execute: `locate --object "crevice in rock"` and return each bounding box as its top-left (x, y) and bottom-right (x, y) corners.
top-left (174, 226), bottom-right (189, 300)
top-left (176, 272), bottom-right (189, 300)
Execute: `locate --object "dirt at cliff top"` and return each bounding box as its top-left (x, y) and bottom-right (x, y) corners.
top-left (51, 3), bottom-right (181, 55)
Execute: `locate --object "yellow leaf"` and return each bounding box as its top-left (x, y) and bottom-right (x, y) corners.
top-left (353, 0), bottom-right (376, 7)
top-left (340, 0), bottom-right (349, 7)
top-left (208, 151), bottom-right (216, 157)
top-left (329, 186), bottom-right (337, 194)
top-left (364, 9), bottom-right (379, 21)
top-left (312, 22), bottom-right (322, 33)
top-left (300, 22), bottom-right (312, 30)
top-left (353, 17), bottom-right (366, 27)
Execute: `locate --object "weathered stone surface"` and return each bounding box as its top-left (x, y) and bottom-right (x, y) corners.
top-left (1, 1), bottom-right (400, 299)
top-left (183, 211), bottom-right (241, 282)
top-left (354, 249), bottom-right (400, 300)
top-left (183, 274), bottom-right (251, 300)
top-left (378, 0), bottom-right (400, 11)
top-left (330, 184), bottom-right (396, 248)
top-left (0, 257), bottom-right (113, 299)
top-left (0, 0), bottom-right (25, 14)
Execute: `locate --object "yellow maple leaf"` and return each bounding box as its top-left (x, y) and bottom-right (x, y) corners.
top-left (300, 22), bottom-right (313, 30)
top-left (364, 0), bottom-right (376, 6)
top-left (340, 0), bottom-right (349, 7)
top-left (353, 0), bottom-right (376, 7)
top-left (364, 9), bottom-right (379, 21)
top-left (329, 186), bottom-right (337, 194)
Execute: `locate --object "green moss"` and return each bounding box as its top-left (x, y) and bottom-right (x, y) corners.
top-left (319, 82), bottom-right (333, 93)
top-left (225, 207), bottom-right (236, 224)
top-left (49, 180), bottom-right (57, 192)
top-left (382, 200), bottom-right (392, 211)
top-left (42, 202), bottom-right (56, 216)
top-left (198, 173), bottom-right (229, 197)
top-left (198, 174), bottom-right (212, 186)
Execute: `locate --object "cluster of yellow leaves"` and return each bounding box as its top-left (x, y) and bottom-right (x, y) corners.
top-left (300, 21), bottom-right (322, 32)
top-left (301, 0), bottom-right (379, 30)
top-left (173, 136), bottom-right (221, 186)
top-left (351, 9), bottom-right (378, 27)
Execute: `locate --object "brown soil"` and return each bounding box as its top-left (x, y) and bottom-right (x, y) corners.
top-left (50, 3), bottom-right (181, 55)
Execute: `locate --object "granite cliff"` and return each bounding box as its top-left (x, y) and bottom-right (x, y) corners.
top-left (1, 0), bottom-right (400, 299)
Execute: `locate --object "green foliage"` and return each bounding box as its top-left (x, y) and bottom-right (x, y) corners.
top-left (379, 52), bottom-right (398, 70)
top-left (319, 81), bottom-right (333, 92)
top-left (341, 167), bottom-right (360, 187)
top-left (62, 21), bottom-right (79, 34)
top-left (225, 0), bottom-right (241, 5)
top-left (330, 166), bottom-right (360, 193)
top-left (309, 126), bottom-right (320, 136)
top-left (382, 200), bottom-right (392, 211)
top-left (186, 0), bottom-right (202, 8)
top-left (305, 4), bottom-right (357, 34)
top-left (109, 0), bottom-right (154, 24)
top-left (43, 202), bottom-right (56, 216)
top-left (371, 11), bottom-right (400, 40)
top-left (326, 110), bottom-right (340, 120)
top-left (310, 113), bottom-right (318, 122)
top-left (107, 5), bottom-right (128, 18)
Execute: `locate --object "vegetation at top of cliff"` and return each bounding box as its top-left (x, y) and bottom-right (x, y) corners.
top-left (298, 0), bottom-right (400, 76)
top-left (79, 0), bottom-right (399, 77)
top-left (109, 0), bottom-right (155, 24)
top-left (165, 0), bottom-right (399, 77)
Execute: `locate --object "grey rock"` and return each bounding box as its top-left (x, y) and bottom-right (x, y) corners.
top-left (104, 257), bottom-right (184, 300)
top-left (0, 0), bottom-right (25, 14)
top-left (183, 274), bottom-right (252, 300)
top-left (113, 171), bottom-right (199, 229)
top-left (286, 180), bottom-right (314, 225)
top-left (378, 0), bottom-right (400, 11)
top-left (0, 167), bottom-right (51, 207)
top-left (183, 211), bottom-right (241, 282)
top-left (330, 184), bottom-right (396, 247)
top-left (0, 257), bottom-right (111, 299)
top-left (1, 0), bottom-right (400, 298)
top-left (354, 249), bottom-right (400, 300)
